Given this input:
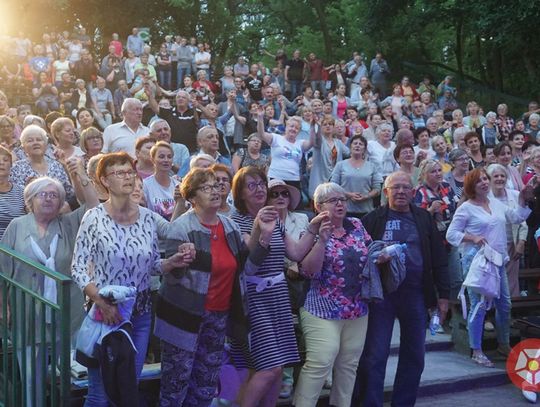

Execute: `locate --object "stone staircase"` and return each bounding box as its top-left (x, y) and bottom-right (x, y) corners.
top-left (278, 320), bottom-right (519, 406)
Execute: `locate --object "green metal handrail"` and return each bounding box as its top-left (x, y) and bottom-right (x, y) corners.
top-left (0, 243), bottom-right (71, 407)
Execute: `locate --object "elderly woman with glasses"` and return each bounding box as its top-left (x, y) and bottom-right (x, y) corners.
top-left (72, 152), bottom-right (189, 406)
top-left (232, 133), bottom-right (270, 173)
top-left (293, 182), bottom-right (371, 407)
top-left (212, 163), bottom-right (235, 217)
top-left (10, 124), bottom-right (76, 207)
top-left (155, 167), bottom-right (270, 406)
top-left (230, 166), bottom-right (329, 407)
top-left (1, 163), bottom-right (98, 405)
top-left (79, 127), bottom-right (103, 168)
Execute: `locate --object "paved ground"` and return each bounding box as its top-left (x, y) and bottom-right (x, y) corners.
top-left (410, 384), bottom-right (531, 407)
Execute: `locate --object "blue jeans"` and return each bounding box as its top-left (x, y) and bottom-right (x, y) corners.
top-left (461, 252), bottom-right (511, 349)
top-left (177, 65), bottom-right (192, 86)
top-left (310, 80), bottom-right (326, 97)
top-left (85, 312), bottom-right (152, 407)
top-left (353, 286), bottom-right (428, 407)
top-left (289, 80), bottom-right (302, 100)
top-left (159, 70), bottom-right (172, 90)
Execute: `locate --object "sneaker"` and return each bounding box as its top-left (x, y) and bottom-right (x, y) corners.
top-left (484, 321), bottom-right (495, 331)
top-left (435, 325), bottom-right (445, 334)
top-left (521, 290), bottom-right (529, 297)
top-left (522, 390), bottom-right (537, 403)
top-left (279, 383), bottom-right (293, 399)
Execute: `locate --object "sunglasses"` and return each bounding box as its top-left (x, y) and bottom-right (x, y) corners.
top-left (270, 190), bottom-right (290, 199)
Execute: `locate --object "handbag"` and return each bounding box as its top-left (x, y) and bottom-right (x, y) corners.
top-left (458, 244), bottom-right (504, 322)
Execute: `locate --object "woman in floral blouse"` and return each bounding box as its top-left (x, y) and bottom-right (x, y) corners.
top-left (293, 182), bottom-right (371, 407)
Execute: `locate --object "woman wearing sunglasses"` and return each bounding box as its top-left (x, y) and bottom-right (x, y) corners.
top-left (294, 182), bottom-right (372, 407)
top-left (230, 166), bottom-right (330, 407)
top-left (266, 179), bottom-right (309, 398)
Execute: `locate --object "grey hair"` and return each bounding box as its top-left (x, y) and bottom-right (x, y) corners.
top-left (426, 117), bottom-right (438, 126)
top-left (383, 171), bottom-right (413, 189)
top-left (485, 163), bottom-right (507, 178)
top-left (87, 154), bottom-right (105, 179)
top-left (376, 122), bottom-right (394, 136)
top-left (530, 113), bottom-right (540, 122)
top-left (189, 153), bottom-right (215, 169)
top-left (24, 176), bottom-right (65, 213)
top-left (431, 135), bottom-right (446, 150)
top-left (452, 109), bottom-right (463, 118)
top-left (121, 98), bottom-right (142, 114)
top-left (149, 118), bottom-right (170, 132)
top-left (418, 159), bottom-right (442, 184)
top-left (453, 127), bottom-right (469, 142)
top-left (20, 124), bottom-right (48, 145)
top-left (486, 111), bottom-right (497, 120)
top-left (175, 90), bottom-right (190, 100)
top-left (22, 115), bottom-right (46, 129)
top-left (529, 146), bottom-right (540, 161)
top-left (75, 78), bottom-right (86, 87)
top-left (313, 182), bottom-right (347, 208)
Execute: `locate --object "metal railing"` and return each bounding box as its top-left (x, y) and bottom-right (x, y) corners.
top-left (0, 244), bottom-right (71, 407)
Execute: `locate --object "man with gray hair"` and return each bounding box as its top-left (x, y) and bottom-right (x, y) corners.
top-left (146, 88), bottom-right (199, 152)
top-left (102, 98), bottom-right (149, 157)
top-left (149, 119), bottom-right (189, 174)
top-left (353, 171), bottom-right (449, 406)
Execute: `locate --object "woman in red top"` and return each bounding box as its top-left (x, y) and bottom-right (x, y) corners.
top-left (193, 69), bottom-right (217, 95)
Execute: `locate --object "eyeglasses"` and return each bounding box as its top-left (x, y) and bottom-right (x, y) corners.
top-left (246, 181), bottom-right (267, 191)
top-left (215, 177), bottom-right (230, 184)
top-left (86, 135), bottom-right (102, 141)
top-left (387, 184), bottom-right (413, 192)
top-left (321, 197), bottom-right (348, 205)
top-left (37, 191), bottom-right (59, 200)
top-left (106, 170), bottom-right (137, 179)
top-left (198, 184), bottom-right (221, 193)
top-left (0, 124), bottom-right (14, 129)
top-left (270, 190), bottom-right (290, 199)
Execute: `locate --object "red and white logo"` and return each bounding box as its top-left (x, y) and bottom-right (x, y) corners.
top-left (507, 339), bottom-right (540, 391)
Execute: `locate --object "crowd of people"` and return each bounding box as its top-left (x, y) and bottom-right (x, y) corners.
top-left (1, 25), bottom-right (540, 406)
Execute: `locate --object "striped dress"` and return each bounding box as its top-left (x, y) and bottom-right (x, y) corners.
top-left (0, 183), bottom-right (25, 240)
top-left (231, 212), bottom-right (300, 371)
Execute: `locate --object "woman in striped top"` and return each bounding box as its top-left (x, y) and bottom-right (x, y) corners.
top-left (230, 166), bottom-right (329, 407)
top-left (0, 145), bottom-right (25, 239)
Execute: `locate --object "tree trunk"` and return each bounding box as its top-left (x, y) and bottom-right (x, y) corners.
top-left (310, 0), bottom-right (333, 60)
top-left (455, 17), bottom-right (464, 78)
top-left (475, 35), bottom-right (487, 84)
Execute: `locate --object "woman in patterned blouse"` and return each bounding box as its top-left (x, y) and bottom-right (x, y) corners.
top-left (9, 124), bottom-right (76, 206)
top-left (71, 152), bottom-right (190, 406)
top-left (294, 182), bottom-right (372, 407)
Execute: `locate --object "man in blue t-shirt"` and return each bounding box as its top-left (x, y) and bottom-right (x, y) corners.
top-left (353, 171), bottom-right (449, 407)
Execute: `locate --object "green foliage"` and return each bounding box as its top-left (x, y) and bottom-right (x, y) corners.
top-left (3, 0), bottom-right (540, 100)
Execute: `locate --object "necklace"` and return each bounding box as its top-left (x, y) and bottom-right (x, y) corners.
top-left (202, 221), bottom-right (220, 240)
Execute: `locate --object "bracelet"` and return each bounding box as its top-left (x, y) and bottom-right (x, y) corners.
top-left (259, 236), bottom-right (270, 248)
top-left (80, 177), bottom-right (90, 187)
top-left (306, 227), bottom-right (317, 236)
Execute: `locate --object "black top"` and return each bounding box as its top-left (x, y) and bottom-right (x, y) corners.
top-left (361, 204), bottom-right (449, 307)
top-left (158, 106), bottom-right (199, 152)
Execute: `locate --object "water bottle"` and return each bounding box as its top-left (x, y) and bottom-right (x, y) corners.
top-left (429, 310), bottom-right (441, 335)
top-left (382, 243), bottom-right (407, 257)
